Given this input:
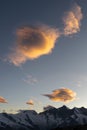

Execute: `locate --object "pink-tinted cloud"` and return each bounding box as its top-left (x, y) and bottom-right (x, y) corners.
top-left (0, 96), bottom-right (7, 103)
top-left (43, 88), bottom-right (77, 103)
top-left (8, 25), bottom-right (60, 66)
top-left (7, 3), bottom-right (83, 66)
top-left (63, 4), bottom-right (83, 36)
top-left (26, 99), bottom-right (34, 105)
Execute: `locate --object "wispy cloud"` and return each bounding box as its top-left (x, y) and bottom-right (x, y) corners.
top-left (63, 3), bottom-right (83, 36)
top-left (0, 96), bottom-right (7, 103)
top-left (74, 75), bottom-right (87, 88)
top-left (8, 25), bottom-right (60, 66)
top-left (26, 99), bottom-right (34, 105)
top-left (43, 88), bottom-right (77, 103)
top-left (6, 3), bottom-right (83, 66)
top-left (23, 74), bottom-right (38, 85)
top-left (76, 81), bottom-right (82, 87)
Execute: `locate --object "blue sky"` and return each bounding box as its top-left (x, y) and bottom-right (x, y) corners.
top-left (0, 0), bottom-right (87, 113)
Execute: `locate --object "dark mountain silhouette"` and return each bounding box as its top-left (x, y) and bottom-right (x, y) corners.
top-left (0, 106), bottom-right (87, 130)
top-left (51, 124), bottom-right (87, 130)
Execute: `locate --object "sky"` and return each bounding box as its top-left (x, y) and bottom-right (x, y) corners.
top-left (0, 0), bottom-right (87, 113)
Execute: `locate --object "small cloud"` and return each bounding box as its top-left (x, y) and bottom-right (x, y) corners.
top-left (0, 96), bottom-right (7, 103)
top-left (23, 74), bottom-right (38, 85)
top-left (63, 3), bottom-right (83, 36)
top-left (43, 88), bottom-right (77, 103)
top-left (8, 25), bottom-right (60, 66)
top-left (26, 99), bottom-right (34, 105)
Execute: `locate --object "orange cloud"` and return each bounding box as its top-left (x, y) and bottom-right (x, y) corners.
top-left (63, 4), bottom-right (83, 36)
top-left (26, 99), bottom-right (34, 105)
top-left (43, 88), bottom-right (76, 103)
top-left (8, 25), bottom-right (60, 66)
top-left (0, 96), bottom-right (7, 103)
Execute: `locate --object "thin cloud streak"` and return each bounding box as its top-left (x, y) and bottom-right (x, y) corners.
top-left (43, 88), bottom-right (77, 103)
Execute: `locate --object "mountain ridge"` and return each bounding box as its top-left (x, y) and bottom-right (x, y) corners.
top-left (0, 105), bottom-right (87, 130)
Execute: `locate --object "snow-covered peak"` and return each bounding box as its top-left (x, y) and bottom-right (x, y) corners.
top-left (18, 109), bottom-right (37, 115)
top-left (43, 105), bottom-right (56, 111)
top-left (59, 105), bottom-right (69, 110)
top-left (0, 106), bottom-right (87, 130)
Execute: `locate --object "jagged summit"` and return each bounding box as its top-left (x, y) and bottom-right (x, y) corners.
top-left (18, 109), bottom-right (37, 115)
top-left (0, 106), bottom-right (87, 130)
top-left (59, 105), bottom-right (69, 110)
top-left (43, 105), bottom-right (56, 111)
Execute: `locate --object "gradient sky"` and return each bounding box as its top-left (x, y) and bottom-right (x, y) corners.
top-left (0, 0), bottom-right (87, 113)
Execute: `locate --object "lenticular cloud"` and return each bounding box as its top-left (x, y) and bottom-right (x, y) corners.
top-left (7, 3), bottom-right (83, 66)
top-left (8, 25), bottom-right (60, 66)
top-left (43, 88), bottom-right (76, 103)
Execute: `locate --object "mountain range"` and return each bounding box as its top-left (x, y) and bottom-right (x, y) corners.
top-left (0, 105), bottom-right (87, 130)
